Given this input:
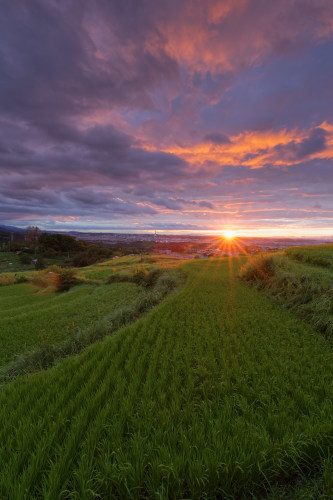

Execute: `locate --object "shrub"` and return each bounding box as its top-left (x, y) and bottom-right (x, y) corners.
top-left (15, 275), bottom-right (28, 284)
top-left (57, 268), bottom-right (78, 292)
top-left (155, 273), bottom-right (178, 292)
top-left (132, 268), bottom-right (148, 285)
top-left (0, 274), bottom-right (15, 286)
top-left (43, 248), bottom-right (59, 258)
top-left (239, 254), bottom-right (275, 284)
top-left (145, 268), bottom-right (162, 287)
top-left (28, 271), bottom-right (59, 290)
top-left (107, 273), bottom-right (132, 284)
top-left (35, 257), bottom-right (45, 270)
top-left (20, 253), bottom-right (31, 264)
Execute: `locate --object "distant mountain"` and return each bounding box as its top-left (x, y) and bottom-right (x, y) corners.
top-left (0, 224), bottom-right (25, 233)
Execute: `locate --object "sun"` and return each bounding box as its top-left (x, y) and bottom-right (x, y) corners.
top-left (223, 230), bottom-right (237, 240)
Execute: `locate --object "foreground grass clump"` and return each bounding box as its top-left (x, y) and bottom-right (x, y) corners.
top-left (0, 258), bottom-right (332, 498)
top-left (239, 251), bottom-right (333, 336)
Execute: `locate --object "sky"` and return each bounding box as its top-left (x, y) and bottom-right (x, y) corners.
top-left (1, 0), bottom-right (333, 237)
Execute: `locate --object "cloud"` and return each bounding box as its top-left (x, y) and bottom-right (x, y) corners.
top-left (203, 132), bottom-right (231, 145)
top-left (0, 0), bottom-right (333, 234)
top-left (272, 127), bottom-right (328, 161)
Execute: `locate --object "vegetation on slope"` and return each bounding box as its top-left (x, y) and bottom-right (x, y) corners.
top-left (0, 258), bottom-right (332, 498)
top-left (0, 255), bottom-right (184, 370)
top-left (0, 282), bottom-right (142, 366)
top-left (239, 248), bottom-right (333, 336)
top-left (0, 266), bottom-right (183, 382)
top-left (285, 244), bottom-right (333, 269)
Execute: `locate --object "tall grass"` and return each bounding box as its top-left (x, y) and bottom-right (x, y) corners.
top-left (285, 244), bottom-right (333, 269)
top-left (239, 252), bottom-right (333, 337)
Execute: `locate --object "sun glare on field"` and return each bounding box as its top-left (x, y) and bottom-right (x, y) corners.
top-left (223, 230), bottom-right (237, 240)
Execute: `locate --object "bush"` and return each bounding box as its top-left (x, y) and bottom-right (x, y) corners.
top-left (19, 253), bottom-right (31, 264)
top-left (35, 257), bottom-right (45, 270)
top-left (43, 248), bottom-right (59, 258)
top-left (57, 268), bottom-right (78, 292)
top-left (28, 271), bottom-right (59, 290)
top-left (239, 254), bottom-right (275, 284)
top-left (0, 274), bottom-right (15, 286)
top-left (15, 275), bottom-right (28, 284)
top-left (107, 273), bottom-right (132, 284)
top-left (132, 269), bottom-right (148, 285)
top-left (27, 266), bottom-right (78, 292)
top-left (145, 268), bottom-right (162, 287)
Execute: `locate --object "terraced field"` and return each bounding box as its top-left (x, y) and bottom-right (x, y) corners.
top-left (1, 257), bottom-right (332, 498)
top-left (0, 282), bottom-right (141, 365)
top-left (77, 254), bottom-right (188, 281)
top-left (0, 255), bottom-right (186, 366)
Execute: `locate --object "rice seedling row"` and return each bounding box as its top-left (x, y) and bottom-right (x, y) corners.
top-left (0, 258), bottom-right (332, 498)
top-left (0, 282), bottom-right (141, 365)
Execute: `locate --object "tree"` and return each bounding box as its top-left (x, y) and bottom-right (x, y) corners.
top-left (25, 226), bottom-right (42, 245)
top-left (39, 233), bottom-right (83, 255)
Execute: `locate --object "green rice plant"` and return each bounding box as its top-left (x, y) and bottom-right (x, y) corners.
top-left (0, 258), bottom-right (333, 498)
top-left (0, 282), bottom-right (142, 365)
top-left (0, 269), bottom-right (184, 381)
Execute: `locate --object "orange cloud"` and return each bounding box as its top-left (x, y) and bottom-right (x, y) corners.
top-left (141, 124), bottom-right (333, 171)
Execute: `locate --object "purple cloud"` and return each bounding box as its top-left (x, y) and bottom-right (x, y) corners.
top-left (0, 0), bottom-right (333, 235)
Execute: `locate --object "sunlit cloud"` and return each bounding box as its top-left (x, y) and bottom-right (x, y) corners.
top-left (0, 0), bottom-right (333, 236)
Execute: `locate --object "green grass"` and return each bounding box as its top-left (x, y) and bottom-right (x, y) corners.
top-left (239, 247), bottom-right (333, 336)
top-left (0, 255), bottom-right (185, 369)
top-left (0, 258), bottom-right (332, 498)
top-left (0, 251), bottom-right (33, 274)
top-left (285, 244), bottom-right (333, 269)
top-left (0, 251), bottom-right (68, 274)
top-left (0, 282), bottom-right (141, 365)
top-left (77, 254), bottom-right (187, 281)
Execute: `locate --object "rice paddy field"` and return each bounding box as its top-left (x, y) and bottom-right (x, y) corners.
top-left (0, 251), bottom-right (332, 498)
top-left (77, 254), bottom-right (188, 281)
top-left (0, 255), bottom-right (186, 367)
top-left (0, 282), bottom-right (141, 365)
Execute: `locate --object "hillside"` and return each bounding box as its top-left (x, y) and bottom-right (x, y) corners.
top-left (0, 253), bottom-right (332, 498)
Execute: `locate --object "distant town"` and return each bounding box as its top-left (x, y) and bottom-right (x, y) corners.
top-left (1, 225), bottom-right (332, 259)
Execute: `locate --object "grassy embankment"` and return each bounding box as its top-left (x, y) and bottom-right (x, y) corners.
top-left (285, 244), bottom-right (333, 269)
top-left (0, 256), bottom-right (332, 498)
top-left (240, 244), bottom-right (333, 336)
